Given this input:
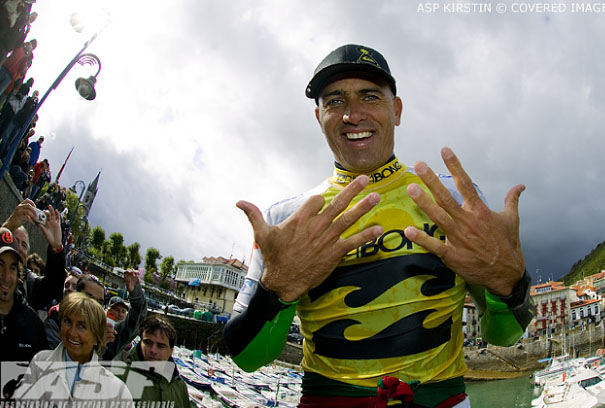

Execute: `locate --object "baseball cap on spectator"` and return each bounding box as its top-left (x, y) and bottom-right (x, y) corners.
top-left (0, 227), bottom-right (21, 263)
top-left (108, 296), bottom-right (130, 309)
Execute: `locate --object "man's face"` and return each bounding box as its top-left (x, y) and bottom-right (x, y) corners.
top-left (315, 77), bottom-right (402, 173)
top-left (82, 281), bottom-right (104, 306)
top-left (0, 252), bottom-right (19, 304)
top-left (109, 304), bottom-right (128, 322)
top-left (140, 329), bottom-right (173, 361)
top-left (64, 275), bottom-right (78, 297)
top-left (13, 228), bottom-right (29, 264)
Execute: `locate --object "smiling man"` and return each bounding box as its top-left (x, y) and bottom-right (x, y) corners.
top-left (0, 227), bottom-right (48, 363)
top-left (223, 44), bottom-right (534, 408)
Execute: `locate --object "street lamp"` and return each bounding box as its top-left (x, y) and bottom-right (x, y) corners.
top-left (63, 179), bottom-right (86, 248)
top-left (75, 53), bottom-right (102, 100)
top-left (0, 14), bottom-right (107, 183)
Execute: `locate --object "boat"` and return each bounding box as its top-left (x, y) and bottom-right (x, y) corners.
top-left (531, 366), bottom-right (605, 407)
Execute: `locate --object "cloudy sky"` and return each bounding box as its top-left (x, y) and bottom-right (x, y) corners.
top-left (22, 0), bottom-right (605, 283)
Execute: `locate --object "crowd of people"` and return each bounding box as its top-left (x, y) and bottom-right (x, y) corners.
top-left (0, 1), bottom-right (59, 205)
top-left (0, 199), bottom-right (191, 406)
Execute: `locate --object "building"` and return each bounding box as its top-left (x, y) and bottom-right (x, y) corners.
top-left (80, 170), bottom-right (101, 223)
top-left (570, 299), bottom-right (601, 325)
top-left (462, 296), bottom-right (481, 340)
top-left (174, 256), bottom-right (247, 315)
top-left (530, 281), bottom-right (578, 335)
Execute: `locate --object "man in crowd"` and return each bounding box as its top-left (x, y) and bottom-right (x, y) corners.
top-left (2, 199), bottom-right (65, 312)
top-left (102, 269), bottom-right (147, 360)
top-left (224, 44), bottom-right (533, 407)
top-left (117, 315), bottom-right (191, 407)
top-left (107, 296), bottom-right (130, 322)
top-left (26, 135), bottom-right (42, 168)
top-left (0, 226), bottom-right (47, 363)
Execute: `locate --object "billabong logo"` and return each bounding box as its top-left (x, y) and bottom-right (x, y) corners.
top-left (1, 230), bottom-right (13, 244)
top-left (357, 47), bottom-right (380, 67)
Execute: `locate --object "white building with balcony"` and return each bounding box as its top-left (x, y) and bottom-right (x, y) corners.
top-left (175, 257), bottom-right (247, 315)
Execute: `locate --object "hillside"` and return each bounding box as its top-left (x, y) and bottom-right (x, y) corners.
top-left (561, 240), bottom-right (605, 285)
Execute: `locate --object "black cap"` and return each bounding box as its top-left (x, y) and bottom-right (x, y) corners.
top-left (0, 227), bottom-right (21, 262)
top-left (305, 44), bottom-right (396, 100)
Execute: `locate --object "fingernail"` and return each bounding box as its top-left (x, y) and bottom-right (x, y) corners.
top-left (407, 184), bottom-right (420, 198)
top-left (404, 227), bottom-right (417, 239)
top-left (415, 162), bottom-right (427, 175)
top-left (356, 175), bottom-right (369, 187)
top-left (442, 147), bottom-right (454, 159)
top-left (368, 192), bottom-right (380, 205)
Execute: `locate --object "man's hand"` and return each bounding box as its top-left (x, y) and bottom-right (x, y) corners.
top-left (105, 321), bottom-right (117, 344)
top-left (124, 269), bottom-right (139, 293)
top-left (38, 205), bottom-right (62, 251)
top-left (404, 147), bottom-right (525, 297)
top-left (237, 175), bottom-right (383, 302)
top-left (2, 199), bottom-right (38, 230)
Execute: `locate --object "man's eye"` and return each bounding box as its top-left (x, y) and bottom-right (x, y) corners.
top-left (325, 98), bottom-right (343, 107)
top-left (364, 94), bottom-right (379, 101)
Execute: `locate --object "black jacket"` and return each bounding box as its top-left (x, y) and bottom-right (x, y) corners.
top-left (0, 289), bottom-right (49, 363)
top-left (19, 245), bottom-right (66, 311)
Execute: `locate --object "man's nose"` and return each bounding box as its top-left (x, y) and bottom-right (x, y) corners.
top-left (343, 100), bottom-right (366, 124)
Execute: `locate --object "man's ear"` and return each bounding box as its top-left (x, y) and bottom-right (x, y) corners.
top-left (394, 96), bottom-right (403, 126)
top-left (315, 106), bottom-right (321, 124)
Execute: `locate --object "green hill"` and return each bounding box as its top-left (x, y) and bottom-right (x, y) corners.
top-left (561, 240), bottom-right (605, 285)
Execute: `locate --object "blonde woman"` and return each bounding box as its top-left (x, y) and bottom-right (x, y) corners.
top-left (14, 292), bottom-right (134, 406)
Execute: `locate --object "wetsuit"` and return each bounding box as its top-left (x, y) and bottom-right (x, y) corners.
top-left (223, 157), bottom-right (533, 407)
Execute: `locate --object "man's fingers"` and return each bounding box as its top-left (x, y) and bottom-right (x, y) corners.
top-left (407, 183), bottom-right (455, 232)
top-left (340, 225), bottom-right (384, 253)
top-left (414, 161), bottom-right (463, 217)
top-left (236, 200), bottom-right (268, 236)
top-left (332, 191), bottom-right (381, 234)
top-left (322, 175), bottom-right (370, 220)
top-left (504, 184), bottom-right (525, 215)
top-left (404, 226), bottom-right (447, 258)
top-left (440, 147), bottom-right (483, 207)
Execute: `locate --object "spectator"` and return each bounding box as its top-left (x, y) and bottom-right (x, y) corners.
top-left (0, 38), bottom-right (36, 103)
top-left (26, 252), bottom-right (44, 276)
top-left (107, 296), bottom-right (130, 322)
top-left (116, 316), bottom-right (190, 407)
top-left (28, 158), bottom-right (49, 202)
top-left (45, 273), bottom-right (105, 349)
top-left (2, 199), bottom-right (66, 313)
top-left (101, 269), bottom-right (147, 360)
top-left (0, 226), bottom-right (48, 363)
top-left (27, 134), bottom-right (42, 167)
top-left (0, 0), bottom-right (36, 65)
top-left (13, 292), bottom-right (135, 406)
top-left (8, 143), bottom-right (30, 193)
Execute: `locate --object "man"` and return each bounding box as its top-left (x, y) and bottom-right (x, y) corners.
top-left (26, 253), bottom-right (44, 276)
top-left (102, 269), bottom-right (147, 360)
top-left (117, 316), bottom-right (191, 407)
top-left (107, 296), bottom-right (130, 322)
top-left (223, 44), bottom-right (533, 408)
top-left (0, 227), bottom-right (48, 363)
top-left (27, 135), bottom-right (43, 168)
top-left (2, 199), bottom-right (66, 312)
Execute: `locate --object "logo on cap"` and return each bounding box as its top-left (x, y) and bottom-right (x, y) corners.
top-left (357, 48), bottom-right (381, 68)
top-left (1, 230), bottom-right (14, 244)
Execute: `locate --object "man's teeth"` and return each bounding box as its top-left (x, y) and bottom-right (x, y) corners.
top-left (345, 131), bottom-right (372, 140)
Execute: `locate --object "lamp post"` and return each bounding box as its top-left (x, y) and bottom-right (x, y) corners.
top-left (0, 18), bottom-right (105, 183)
top-left (63, 179), bottom-right (86, 248)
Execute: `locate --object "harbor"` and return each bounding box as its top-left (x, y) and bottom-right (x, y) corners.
top-left (167, 326), bottom-right (605, 407)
